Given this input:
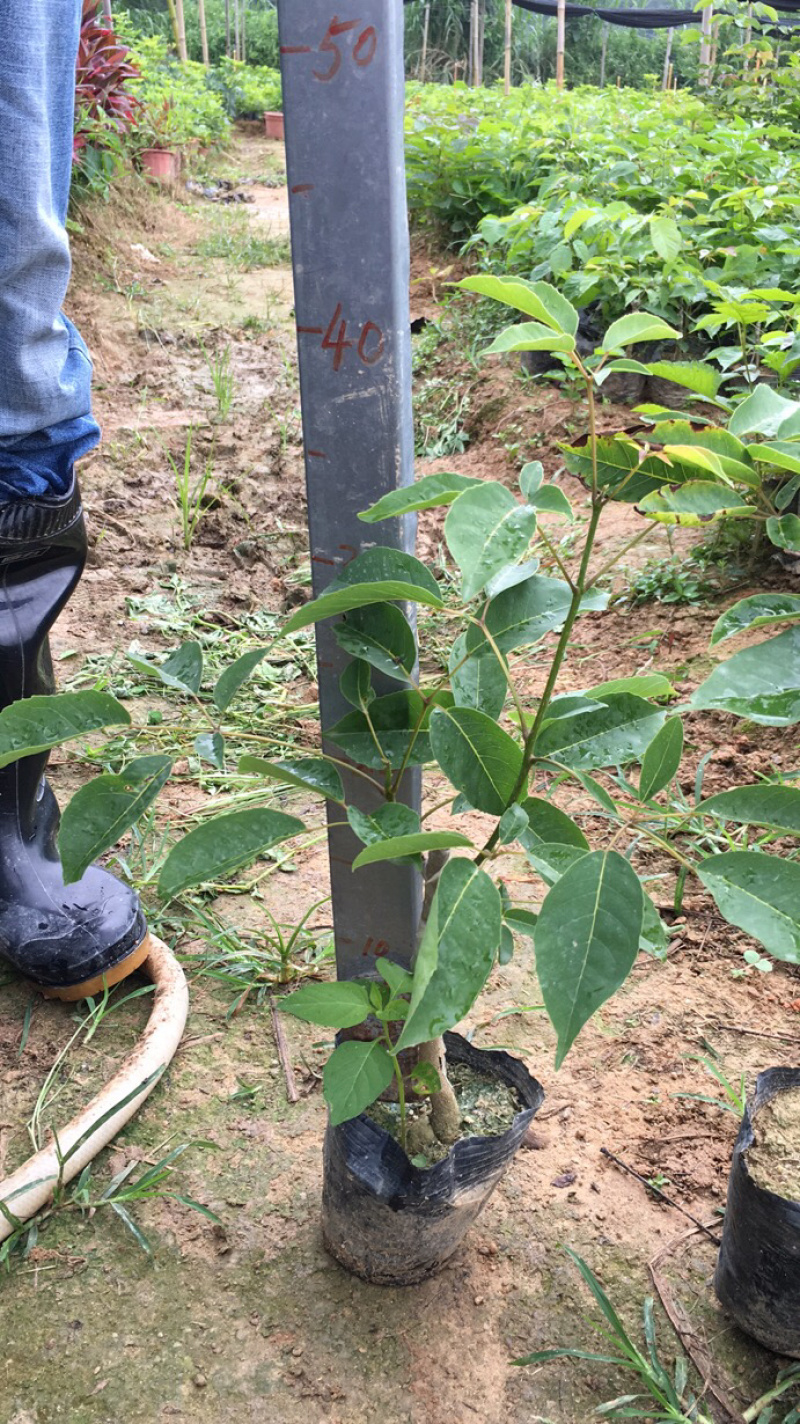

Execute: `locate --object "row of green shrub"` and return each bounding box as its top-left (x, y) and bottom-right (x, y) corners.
top-left (404, 81), bottom-right (800, 332)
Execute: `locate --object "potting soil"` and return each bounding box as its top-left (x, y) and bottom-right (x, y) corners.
top-left (747, 1085), bottom-right (800, 1200)
top-left (366, 1060), bottom-right (523, 1167)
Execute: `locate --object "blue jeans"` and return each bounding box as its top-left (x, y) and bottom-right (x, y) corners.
top-left (0, 0), bottom-right (100, 501)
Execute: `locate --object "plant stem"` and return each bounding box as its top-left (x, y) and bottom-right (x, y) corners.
top-left (475, 498), bottom-right (604, 866)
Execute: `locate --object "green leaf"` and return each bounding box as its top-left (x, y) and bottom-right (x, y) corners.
top-left (711, 593), bottom-right (800, 645)
top-left (589, 674), bottom-right (675, 700)
top-left (535, 850), bottom-right (644, 1067)
top-left (520, 462), bottom-right (544, 499)
top-left (59, 755), bottom-right (172, 886)
top-left (767, 514), bottom-right (800, 553)
top-left (469, 571), bottom-right (574, 656)
top-left (639, 718), bottom-right (683, 801)
top-left (237, 755), bottom-right (344, 803)
top-left (449, 632), bottom-right (507, 720)
top-left (282, 578), bottom-right (442, 633)
top-left (690, 627), bottom-right (800, 725)
top-left (561, 436), bottom-right (665, 503)
top-left (213, 647), bottom-right (271, 712)
top-left (503, 906), bottom-right (539, 939)
top-left (458, 275), bottom-right (578, 336)
top-left (375, 960), bottom-right (414, 995)
top-left (535, 693), bottom-right (666, 771)
top-left (397, 859), bottom-right (502, 1049)
top-left (279, 980), bottom-right (373, 1028)
top-left (650, 214), bottom-right (682, 263)
top-left (527, 485), bottom-right (574, 522)
top-left (600, 312), bottom-right (680, 352)
top-left (194, 731), bottom-right (225, 769)
top-left (159, 808), bottom-right (304, 898)
top-left (484, 322), bottom-right (575, 355)
top-left (445, 483), bottom-right (537, 601)
top-left (334, 604), bottom-right (416, 684)
top-left (323, 1040), bottom-right (395, 1126)
top-left (729, 384), bottom-right (800, 438)
top-left (159, 641), bottom-right (203, 694)
top-left (698, 784), bottom-right (800, 835)
top-left (638, 481), bottom-right (751, 524)
top-left (347, 802), bottom-right (419, 854)
top-left (497, 804), bottom-right (530, 845)
top-left (353, 831), bottom-right (474, 870)
top-left (647, 361), bottom-right (721, 399)
top-left (519, 796), bottom-right (589, 850)
top-left (430, 705), bottom-right (523, 815)
top-left (747, 441), bottom-right (800, 477)
top-left (698, 852), bottom-right (800, 963)
top-left (0, 691), bottom-right (130, 770)
top-left (595, 359), bottom-right (652, 384)
top-left (358, 472), bottom-right (481, 523)
top-left (339, 658), bottom-right (374, 710)
top-left (328, 690), bottom-right (450, 769)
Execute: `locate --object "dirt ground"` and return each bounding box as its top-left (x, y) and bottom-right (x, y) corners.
top-left (2, 129), bottom-right (800, 1424)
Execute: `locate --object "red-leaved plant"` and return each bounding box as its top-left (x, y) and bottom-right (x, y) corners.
top-left (74, 0), bottom-right (141, 162)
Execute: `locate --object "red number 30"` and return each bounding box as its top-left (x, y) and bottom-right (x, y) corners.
top-left (313, 17), bottom-right (378, 82)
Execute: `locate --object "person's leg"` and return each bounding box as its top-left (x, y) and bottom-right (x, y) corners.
top-left (0, 1), bottom-right (151, 998)
top-left (0, 0), bottom-right (100, 499)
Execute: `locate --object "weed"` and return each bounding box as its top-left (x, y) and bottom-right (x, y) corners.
top-left (200, 340), bottom-right (235, 419)
top-left (515, 1247), bottom-right (800, 1422)
top-left (672, 1051), bottom-right (746, 1117)
top-left (186, 899), bottom-right (334, 1013)
top-left (414, 377), bottom-right (470, 458)
top-left (162, 426), bottom-right (222, 550)
top-left (623, 554), bottom-right (720, 608)
top-left (197, 220), bottom-right (291, 270)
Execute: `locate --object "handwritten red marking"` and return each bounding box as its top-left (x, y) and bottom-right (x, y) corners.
top-left (307, 450), bottom-right (327, 458)
top-left (338, 544), bottom-right (357, 565)
top-left (291, 183), bottom-right (314, 194)
top-left (281, 44), bottom-right (311, 53)
top-left (353, 25), bottom-right (377, 66)
top-left (311, 554), bottom-right (336, 565)
top-left (297, 325), bottom-right (324, 335)
top-left (313, 17), bottom-right (360, 81)
top-left (322, 303), bottom-right (354, 371)
top-left (357, 321), bottom-right (384, 366)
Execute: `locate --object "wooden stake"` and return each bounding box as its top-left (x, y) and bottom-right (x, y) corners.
top-left (241, 0), bottom-right (247, 64)
top-left (420, 1), bottom-right (430, 81)
top-left (599, 21), bottom-right (609, 86)
top-left (662, 26), bottom-right (673, 89)
top-left (224, 0), bottom-right (230, 56)
top-left (165, 0), bottom-right (182, 56)
top-left (198, 0), bottom-right (210, 65)
top-left (233, 0), bottom-right (240, 61)
top-left (173, 0), bottom-right (188, 61)
top-left (478, 0), bottom-right (485, 86)
top-left (504, 0), bottom-right (512, 94)
top-left (556, 0), bottom-right (566, 88)
top-left (699, 2), bottom-right (713, 85)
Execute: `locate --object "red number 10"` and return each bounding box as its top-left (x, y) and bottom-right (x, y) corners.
top-left (313, 17), bottom-right (378, 82)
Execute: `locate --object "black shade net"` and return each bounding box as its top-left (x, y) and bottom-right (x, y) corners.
top-left (405, 0), bottom-right (800, 30)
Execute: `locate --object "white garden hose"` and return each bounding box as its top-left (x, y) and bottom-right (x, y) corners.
top-left (0, 934), bottom-right (188, 1242)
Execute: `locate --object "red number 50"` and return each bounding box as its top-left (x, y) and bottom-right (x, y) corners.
top-left (313, 17), bottom-right (378, 82)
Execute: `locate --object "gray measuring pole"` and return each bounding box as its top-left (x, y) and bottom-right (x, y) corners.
top-left (278, 0), bottom-right (422, 979)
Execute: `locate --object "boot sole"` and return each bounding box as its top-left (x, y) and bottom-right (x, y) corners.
top-left (38, 931), bottom-right (154, 1003)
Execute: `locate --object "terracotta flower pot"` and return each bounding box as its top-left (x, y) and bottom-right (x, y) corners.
top-left (140, 148), bottom-right (180, 182)
top-left (264, 111), bottom-right (285, 141)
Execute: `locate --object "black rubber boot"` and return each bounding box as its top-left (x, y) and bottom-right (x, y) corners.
top-left (0, 477), bottom-right (149, 1000)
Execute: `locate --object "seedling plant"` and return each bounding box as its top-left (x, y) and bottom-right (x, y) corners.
top-left (9, 280), bottom-right (800, 1153)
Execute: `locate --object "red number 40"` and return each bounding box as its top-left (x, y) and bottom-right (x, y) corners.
top-left (313, 17), bottom-right (378, 82)
top-left (322, 304), bottom-right (384, 371)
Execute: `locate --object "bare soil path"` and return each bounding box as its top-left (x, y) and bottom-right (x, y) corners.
top-left (2, 128), bottom-right (800, 1424)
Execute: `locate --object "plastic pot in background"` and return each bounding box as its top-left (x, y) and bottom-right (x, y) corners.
top-left (321, 1032), bottom-right (544, 1287)
top-left (715, 1067), bottom-right (800, 1357)
top-left (139, 148), bottom-right (180, 182)
top-left (264, 111), bottom-right (285, 141)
